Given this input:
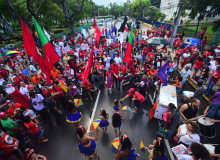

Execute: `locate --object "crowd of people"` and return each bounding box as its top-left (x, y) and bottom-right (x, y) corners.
top-left (0, 19), bottom-right (219, 160)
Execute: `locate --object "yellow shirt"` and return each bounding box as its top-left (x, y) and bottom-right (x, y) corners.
top-left (63, 56), bottom-right (70, 64)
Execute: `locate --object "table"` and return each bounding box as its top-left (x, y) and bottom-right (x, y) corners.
top-left (154, 85), bottom-right (178, 120)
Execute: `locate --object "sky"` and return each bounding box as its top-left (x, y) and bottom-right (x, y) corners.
top-left (93, 0), bottom-right (124, 7)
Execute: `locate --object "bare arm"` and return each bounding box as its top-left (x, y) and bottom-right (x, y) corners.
top-left (179, 104), bottom-right (188, 122)
top-left (204, 106), bottom-right (210, 115)
top-left (121, 112), bottom-right (127, 120)
top-left (86, 128), bottom-right (99, 141)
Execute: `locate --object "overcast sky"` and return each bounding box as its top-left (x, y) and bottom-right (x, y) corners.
top-left (93, 0), bottom-right (124, 7)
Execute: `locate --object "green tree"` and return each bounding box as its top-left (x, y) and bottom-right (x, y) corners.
top-left (146, 6), bottom-right (166, 21)
top-left (131, 0), bottom-right (151, 18)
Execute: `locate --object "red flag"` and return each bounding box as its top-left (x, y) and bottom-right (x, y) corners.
top-left (124, 26), bottom-right (129, 32)
top-left (94, 27), bottom-right (102, 42)
top-left (20, 18), bottom-right (51, 83)
top-left (83, 49), bottom-right (94, 83)
top-left (92, 18), bottom-right (97, 29)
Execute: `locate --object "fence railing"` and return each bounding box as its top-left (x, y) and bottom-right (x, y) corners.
top-left (138, 18), bottom-right (174, 30)
top-left (50, 23), bottom-right (91, 40)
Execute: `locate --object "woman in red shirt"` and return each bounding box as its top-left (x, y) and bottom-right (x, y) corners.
top-left (191, 57), bottom-right (204, 79)
top-left (23, 115), bottom-right (48, 143)
top-left (81, 79), bottom-right (92, 100)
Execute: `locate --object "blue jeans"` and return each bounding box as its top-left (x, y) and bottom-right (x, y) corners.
top-left (206, 81), bottom-right (216, 96)
top-left (78, 80), bottom-right (81, 88)
top-left (142, 56), bottom-right (146, 64)
top-left (118, 79), bottom-right (124, 89)
top-left (91, 75), bottom-right (99, 88)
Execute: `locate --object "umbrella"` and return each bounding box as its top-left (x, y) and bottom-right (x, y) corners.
top-left (111, 137), bottom-right (120, 153)
top-left (120, 100), bottom-right (124, 104)
top-left (90, 119), bottom-right (101, 132)
top-left (146, 37), bottom-right (169, 46)
top-left (121, 106), bottom-right (132, 111)
top-left (74, 98), bottom-right (83, 107)
top-left (140, 140), bottom-right (148, 156)
top-left (6, 51), bottom-right (20, 56)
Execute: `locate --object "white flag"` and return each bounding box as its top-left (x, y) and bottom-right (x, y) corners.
top-left (43, 28), bottom-right (51, 40)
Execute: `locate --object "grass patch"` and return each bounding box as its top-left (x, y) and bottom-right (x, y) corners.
top-left (181, 25), bottom-right (216, 34)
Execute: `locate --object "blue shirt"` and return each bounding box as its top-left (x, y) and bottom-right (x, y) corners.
top-left (207, 103), bottom-right (220, 120)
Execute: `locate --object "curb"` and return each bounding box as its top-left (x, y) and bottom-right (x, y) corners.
top-left (176, 69), bottom-right (209, 101)
top-left (138, 21), bottom-right (152, 28)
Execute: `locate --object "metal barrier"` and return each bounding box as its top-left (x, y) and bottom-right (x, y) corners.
top-left (138, 18), bottom-right (174, 30)
top-left (51, 23), bottom-right (91, 40)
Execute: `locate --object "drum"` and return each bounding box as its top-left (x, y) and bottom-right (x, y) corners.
top-left (198, 117), bottom-right (216, 138)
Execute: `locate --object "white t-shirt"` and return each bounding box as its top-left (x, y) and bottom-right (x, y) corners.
top-left (104, 57), bottom-right (111, 67)
top-left (209, 60), bottom-right (216, 69)
top-left (74, 52), bottom-right (79, 58)
top-left (214, 48), bottom-right (220, 54)
top-left (137, 55), bottom-right (142, 60)
top-left (23, 109), bottom-right (37, 118)
top-left (182, 63), bottom-right (192, 71)
top-left (183, 53), bottom-right (190, 58)
top-left (66, 69), bottom-right (75, 80)
top-left (177, 155), bottom-right (194, 160)
top-left (19, 86), bottom-right (28, 96)
top-left (59, 41), bottom-right (64, 48)
top-left (30, 94), bottom-right (45, 111)
top-left (178, 124), bottom-right (200, 146)
top-left (29, 65), bottom-right (37, 72)
top-left (114, 57), bottom-right (122, 64)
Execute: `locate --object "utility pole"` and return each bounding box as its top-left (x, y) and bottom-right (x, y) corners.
top-left (108, 2), bottom-right (109, 16)
top-left (170, 0), bottom-right (184, 47)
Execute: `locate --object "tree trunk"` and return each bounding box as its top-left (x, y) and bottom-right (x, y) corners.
top-left (27, 0), bottom-right (38, 20)
top-left (195, 20), bottom-right (199, 38)
top-left (0, 18), bottom-right (22, 40)
top-left (69, 18), bottom-right (75, 37)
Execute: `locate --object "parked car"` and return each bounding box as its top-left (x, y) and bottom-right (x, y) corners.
top-left (117, 18), bottom-right (122, 22)
top-left (97, 22), bottom-right (103, 26)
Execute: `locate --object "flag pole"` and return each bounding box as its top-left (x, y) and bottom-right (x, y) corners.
top-left (24, 51), bottom-right (32, 78)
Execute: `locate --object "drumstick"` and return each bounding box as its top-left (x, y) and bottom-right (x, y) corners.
top-left (183, 115), bottom-right (205, 123)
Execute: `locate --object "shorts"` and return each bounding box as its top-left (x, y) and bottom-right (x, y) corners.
top-left (33, 129), bottom-right (43, 137)
top-left (194, 67), bottom-right (199, 73)
top-left (82, 88), bottom-right (89, 94)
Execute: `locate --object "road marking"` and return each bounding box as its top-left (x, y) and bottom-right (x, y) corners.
top-left (149, 94), bottom-right (153, 105)
top-left (157, 120), bottom-right (175, 160)
top-left (87, 90), bottom-right (101, 132)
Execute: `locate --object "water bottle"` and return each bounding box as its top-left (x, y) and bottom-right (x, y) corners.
top-left (59, 111), bottom-right (62, 114)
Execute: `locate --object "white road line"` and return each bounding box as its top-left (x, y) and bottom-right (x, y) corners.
top-left (87, 90), bottom-right (101, 132)
top-left (157, 120), bottom-right (175, 160)
top-left (149, 94), bottom-right (153, 105)
top-left (164, 139), bottom-right (175, 160)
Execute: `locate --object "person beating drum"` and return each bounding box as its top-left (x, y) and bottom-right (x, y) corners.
top-left (204, 103), bottom-right (220, 123)
top-left (178, 98), bottom-right (200, 126)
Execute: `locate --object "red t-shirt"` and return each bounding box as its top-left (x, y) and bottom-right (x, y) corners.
top-left (110, 64), bottom-right (119, 74)
top-left (147, 52), bottom-right (155, 61)
top-left (0, 133), bottom-right (16, 153)
top-left (118, 75), bottom-right (124, 80)
top-left (122, 65), bottom-right (127, 74)
top-left (24, 122), bottom-right (39, 133)
top-left (175, 49), bottom-right (182, 57)
top-left (201, 39), bottom-right (206, 45)
top-left (77, 71), bottom-right (84, 80)
top-left (162, 30), bottom-right (166, 34)
top-left (79, 50), bottom-right (84, 59)
top-left (175, 40), bottom-right (181, 47)
top-left (149, 70), bottom-right (157, 76)
top-left (190, 46), bottom-right (197, 53)
top-left (7, 103), bottom-right (21, 120)
top-left (140, 40), bottom-right (145, 45)
top-left (0, 68), bottom-right (8, 77)
top-left (55, 86), bottom-right (64, 97)
top-left (128, 91), bottom-right (144, 103)
top-left (143, 47), bottom-right (148, 56)
top-left (194, 60), bottom-right (204, 69)
top-left (210, 70), bottom-right (220, 83)
top-left (148, 47), bottom-right (153, 53)
top-left (204, 51), bottom-right (211, 58)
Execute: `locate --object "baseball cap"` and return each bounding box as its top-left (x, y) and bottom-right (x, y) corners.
top-left (0, 112), bottom-right (5, 118)
top-left (66, 64), bottom-right (70, 68)
top-left (27, 85), bottom-right (33, 89)
top-left (56, 74), bottom-right (62, 78)
top-left (6, 100), bottom-right (12, 104)
top-left (146, 58), bottom-right (150, 61)
top-left (36, 75), bottom-right (42, 79)
top-left (95, 59), bottom-right (98, 63)
top-left (128, 88), bottom-right (135, 92)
